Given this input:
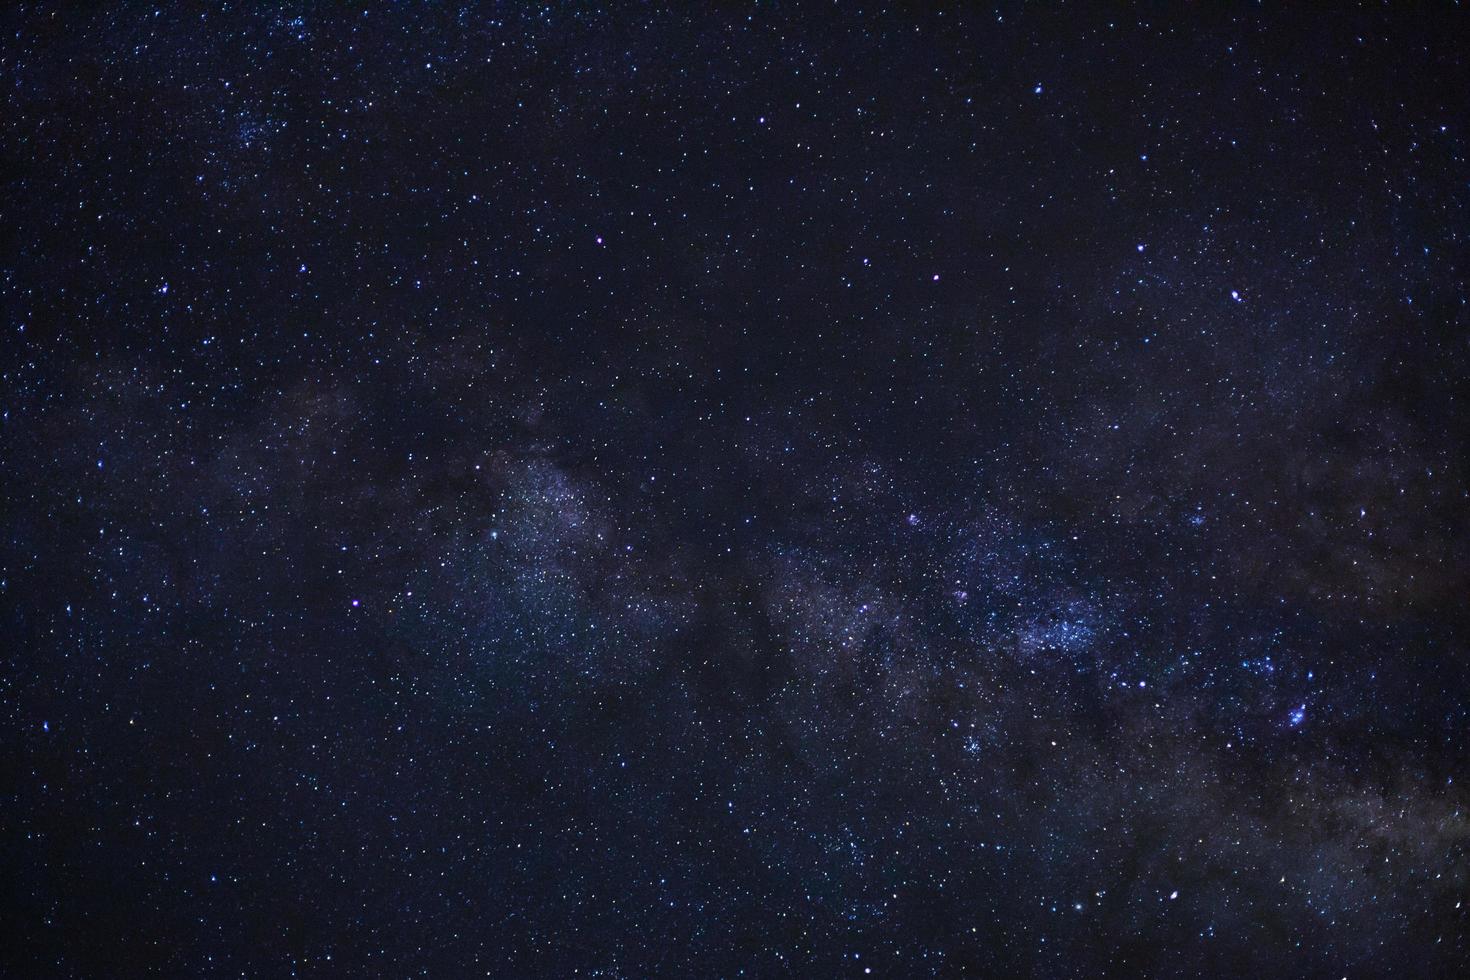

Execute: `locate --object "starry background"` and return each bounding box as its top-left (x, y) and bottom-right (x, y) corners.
top-left (3, 3), bottom-right (1470, 977)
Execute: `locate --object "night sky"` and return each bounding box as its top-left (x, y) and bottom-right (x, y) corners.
top-left (4, 4), bottom-right (1470, 977)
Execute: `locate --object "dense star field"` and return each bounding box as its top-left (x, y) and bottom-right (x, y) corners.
top-left (4, 4), bottom-right (1470, 977)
